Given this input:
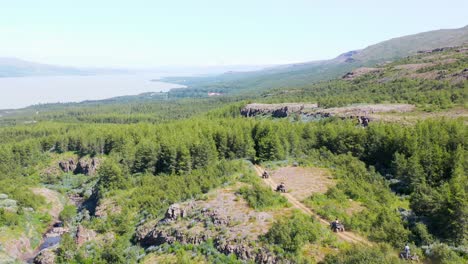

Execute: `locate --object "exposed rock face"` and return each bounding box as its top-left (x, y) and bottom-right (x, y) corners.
top-left (241, 103), bottom-right (318, 118)
top-left (164, 203), bottom-right (190, 221)
top-left (138, 201), bottom-right (288, 263)
top-left (75, 157), bottom-right (100, 176)
top-left (75, 225), bottom-right (97, 246)
top-left (58, 157), bottom-right (101, 176)
top-left (451, 68), bottom-right (468, 82)
top-left (342, 67), bottom-right (381, 80)
top-left (207, 209), bottom-right (230, 226)
top-left (142, 229), bottom-right (208, 247)
top-left (216, 238), bottom-right (284, 263)
top-left (33, 249), bottom-right (56, 264)
top-left (417, 46), bottom-right (458, 54)
top-left (58, 158), bottom-right (77, 173)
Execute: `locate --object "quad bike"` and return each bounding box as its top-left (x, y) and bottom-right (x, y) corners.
top-left (330, 222), bottom-right (345, 232)
top-left (276, 184), bottom-right (286, 193)
top-left (399, 252), bottom-right (419, 262)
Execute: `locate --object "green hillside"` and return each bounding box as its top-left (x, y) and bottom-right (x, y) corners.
top-left (354, 25), bottom-right (468, 62)
top-left (263, 46), bottom-right (468, 109)
top-left (165, 25), bottom-right (468, 97)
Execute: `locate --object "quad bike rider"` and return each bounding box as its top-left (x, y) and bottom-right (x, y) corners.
top-left (276, 182), bottom-right (286, 193)
top-left (330, 219), bottom-right (345, 232)
top-left (262, 171), bottom-right (269, 179)
top-left (399, 244), bottom-right (419, 262)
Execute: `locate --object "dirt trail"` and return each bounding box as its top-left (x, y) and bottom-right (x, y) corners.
top-left (17, 188), bottom-right (65, 262)
top-left (254, 166), bottom-right (372, 246)
top-left (31, 187), bottom-right (64, 219)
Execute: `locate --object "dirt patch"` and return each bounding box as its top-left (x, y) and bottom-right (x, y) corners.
top-left (322, 104), bottom-right (415, 116)
top-left (369, 107), bottom-right (468, 124)
top-left (94, 198), bottom-right (122, 218)
top-left (255, 166), bottom-right (373, 246)
top-left (241, 103), bottom-right (318, 117)
top-left (394, 62), bottom-right (432, 71)
top-left (269, 167), bottom-right (334, 201)
top-left (31, 188), bottom-right (64, 219)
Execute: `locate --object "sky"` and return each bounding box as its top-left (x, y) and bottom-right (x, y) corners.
top-left (1, 0), bottom-right (467, 67)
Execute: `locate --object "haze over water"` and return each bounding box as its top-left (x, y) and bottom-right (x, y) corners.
top-left (0, 74), bottom-right (184, 109)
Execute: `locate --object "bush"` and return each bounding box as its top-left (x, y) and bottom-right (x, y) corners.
top-left (322, 243), bottom-right (403, 264)
top-left (263, 212), bottom-right (327, 253)
top-left (426, 243), bottom-right (467, 264)
top-left (238, 183), bottom-right (288, 210)
top-left (0, 208), bottom-right (20, 226)
top-left (59, 204), bottom-right (77, 224)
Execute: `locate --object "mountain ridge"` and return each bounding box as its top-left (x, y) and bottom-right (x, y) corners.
top-left (164, 25), bottom-right (468, 97)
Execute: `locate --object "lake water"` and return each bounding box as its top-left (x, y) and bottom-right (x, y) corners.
top-left (0, 74), bottom-right (184, 109)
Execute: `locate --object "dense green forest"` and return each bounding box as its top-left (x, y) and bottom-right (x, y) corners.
top-left (0, 47), bottom-right (467, 264)
top-left (1, 115), bottom-right (466, 263)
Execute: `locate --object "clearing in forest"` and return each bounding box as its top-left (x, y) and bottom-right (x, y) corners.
top-left (255, 165), bottom-right (372, 246)
top-left (268, 166), bottom-right (335, 201)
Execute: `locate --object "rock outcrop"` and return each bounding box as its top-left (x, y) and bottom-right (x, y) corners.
top-left (75, 157), bottom-right (100, 176)
top-left (342, 67), bottom-right (381, 80)
top-left (58, 158), bottom-right (77, 173)
top-left (241, 103), bottom-right (318, 118)
top-left (138, 200), bottom-right (287, 263)
top-left (57, 157), bottom-right (101, 176)
top-left (33, 249), bottom-right (56, 264)
top-left (417, 46), bottom-right (459, 54)
top-left (164, 203), bottom-right (190, 221)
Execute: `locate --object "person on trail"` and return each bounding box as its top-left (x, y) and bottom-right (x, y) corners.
top-left (331, 219), bottom-right (338, 229)
top-left (276, 182), bottom-right (286, 192)
top-left (404, 244), bottom-right (410, 259)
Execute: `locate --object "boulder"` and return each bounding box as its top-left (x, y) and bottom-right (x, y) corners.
top-left (164, 203), bottom-right (192, 221)
top-left (33, 249), bottom-right (56, 264)
top-left (0, 199), bottom-right (17, 208)
top-left (0, 193), bottom-right (8, 199)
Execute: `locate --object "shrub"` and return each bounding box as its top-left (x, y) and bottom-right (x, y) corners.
top-left (238, 183), bottom-right (288, 210)
top-left (263, 212), bottom-right (326, 253)
top-left (322, 243), bottom-right (403, 264)
top-left (59, 204), bottom-right (77, 224)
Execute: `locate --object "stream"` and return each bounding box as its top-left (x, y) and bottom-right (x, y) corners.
top-left (26, 193), bottom-right (85, 263)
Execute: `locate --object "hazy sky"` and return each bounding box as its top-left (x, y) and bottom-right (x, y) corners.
top-left (1, 0), bottom-right (467, 67)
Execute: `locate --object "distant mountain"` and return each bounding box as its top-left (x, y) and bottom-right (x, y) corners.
top-left (353, 25), bottom-right (468, 62)
top-left (0, 57), bottom-right (130, 77)
top-left (166, 25), bottom-right (468, 97)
